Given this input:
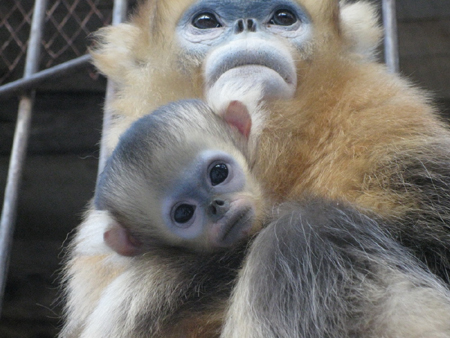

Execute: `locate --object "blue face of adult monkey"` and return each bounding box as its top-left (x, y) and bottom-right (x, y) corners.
top-left (176, 0), bottom-right (307, 101)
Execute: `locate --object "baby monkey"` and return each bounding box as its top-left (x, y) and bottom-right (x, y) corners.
top-left (64, 101), bottom-right (450, 338)
top-left (95, 99), bottom-right (265, 256)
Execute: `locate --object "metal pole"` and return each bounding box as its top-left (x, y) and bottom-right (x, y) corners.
top-left (0, 54), bottom-right (91, 100)
top-left (0, 0), bottom-right (48, 314)
top-left (97, 0), bottom-right (128, 176)
top-left (382, 0), bottom-right (399, 73)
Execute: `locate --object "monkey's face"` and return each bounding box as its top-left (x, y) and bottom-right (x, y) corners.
top-left (159, 147), bottom-right (262, 252)
top-left (175, 0), bottom-right (319, 102)
top-left (96, 99), bottom-right (262, 255)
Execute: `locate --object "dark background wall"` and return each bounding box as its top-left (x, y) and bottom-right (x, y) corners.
top-left (0, 0), bottom-right (449, 337)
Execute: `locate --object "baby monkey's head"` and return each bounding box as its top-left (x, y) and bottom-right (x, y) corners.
top-left (95, 100), bottom-right (265, 256)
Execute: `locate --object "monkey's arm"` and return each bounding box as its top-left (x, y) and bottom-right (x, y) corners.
top-left (221, 199), bottom-right (450, 338)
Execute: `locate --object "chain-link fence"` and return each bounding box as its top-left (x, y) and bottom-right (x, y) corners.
top-left (0, 0), bottom-right (112, 85)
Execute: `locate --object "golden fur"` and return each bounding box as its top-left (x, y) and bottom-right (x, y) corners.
top-left (91, 0), bottom-right (382, 151)
top-left (256, 55), bottom-right (446, 213)
top-left (60, 0), bottom-right (450, 337)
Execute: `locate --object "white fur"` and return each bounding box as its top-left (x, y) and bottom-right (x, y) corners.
top-left (340, 1), bottom-right (383, 60)
top-left (75, 210), bottom-right (115, 255)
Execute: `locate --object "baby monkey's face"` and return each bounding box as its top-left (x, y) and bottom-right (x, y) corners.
top-left (97, 99), bottom-right (261, 256)
top-left (157, 146), bottom-right (262, 252)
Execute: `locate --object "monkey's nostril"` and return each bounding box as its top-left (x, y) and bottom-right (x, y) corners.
top-left (214, 200), bottom-right (225, 206)
top-left (235, 19), bottom-right (244, 33)
top-left (247, 19), bottom-right (256, 32)
top-left (210, 200), bottom-right (226, 217)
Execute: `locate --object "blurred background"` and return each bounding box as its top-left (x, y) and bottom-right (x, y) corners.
top-left (0, 0), bottom-right (449, 337)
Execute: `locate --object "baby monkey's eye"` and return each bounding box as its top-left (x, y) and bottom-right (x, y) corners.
top-left (269, 9), bottom-right (297, 26)
top-left (174, 204), bottom-right (196, 224)
top-left (210, 163), bottom-right (228, 186)
top-left (192, 12), bottom-right (222, 29)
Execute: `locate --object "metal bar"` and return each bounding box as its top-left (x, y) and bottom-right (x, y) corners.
top-left (97, 0), bottom-right (128, 176)
top-left (382, 0), bottom-right (399, 73)
top-left (111, 0), bottom-right (128, 24)
top-left (0, 54), bottom-right (92, 100)
top-left (0, 0), bottom-right (48, 314)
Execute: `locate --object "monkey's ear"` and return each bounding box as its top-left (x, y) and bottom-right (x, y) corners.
top-left (223, 101), bottom-right (252, 139)
top-left (104, 222), bottom-right (142, 257)
top-left (90, 24), bottom-right (142, 84)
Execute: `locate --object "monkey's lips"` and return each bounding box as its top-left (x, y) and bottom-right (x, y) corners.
top-left (205, 45), bottom-right (296, 87)
top-left (214, 206), bottom-right (255, 247)
top-left (215, 65), bottom-right (297, 100)
top-left (204, 40), bottom-right (297, 100)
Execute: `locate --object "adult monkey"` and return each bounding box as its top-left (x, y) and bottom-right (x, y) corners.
top-left (91, 0), bottom-right (450, 281)
top-left (60, 0), bottom-right (450, 337)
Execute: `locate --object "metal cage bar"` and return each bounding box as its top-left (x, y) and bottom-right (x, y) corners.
top-left (382, 0), bottom-right (399, 73)
top-left (97, 0), bottom-right (129, 176)
top-left (0, 54), bottom-right (91, 99)
top-left (0, 0), bottom-right (48, 314)
top-left (0, 0), bottom-right (128, 315)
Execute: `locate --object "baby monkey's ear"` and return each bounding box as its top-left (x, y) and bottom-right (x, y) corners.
top-left (104, 221), bottom-right (143, 257)
top-left (223, 101), bottom-right (252, 139)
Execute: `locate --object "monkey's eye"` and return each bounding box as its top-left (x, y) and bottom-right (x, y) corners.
top-left (192, 12), bottom-right (222, 29)
top-left (210, 163), bottom-right (228, 186)
top-left (173, 204), bottom-right (196, 224)
top-left (269, 9), bottom-right (297, 26)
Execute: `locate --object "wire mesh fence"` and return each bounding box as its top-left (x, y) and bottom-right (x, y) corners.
top-left (0, 0), bottom-right (112, 85)
top-left (0, 1), bottom-right (33, 84)
top-left (0, 0), bottom-right (120, 319)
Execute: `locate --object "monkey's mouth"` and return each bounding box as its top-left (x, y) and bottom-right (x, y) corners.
top-left (204, 37), bottom-right (298, 90)
top-left (205, 51), bottom-right (297, 101)
top-left (219, 207), bottom-right (254, 246)
top-left (204, 39), bottom-right (298, 101)
top-left (206, 54), bottom-right (296, 88)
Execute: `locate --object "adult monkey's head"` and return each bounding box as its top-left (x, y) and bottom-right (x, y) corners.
top-left (176, 0), bottom-right (381, 104)
top-left (177, 0), bottom-right (312, 101)
top-left (91, 0), bottom-right (381, 146)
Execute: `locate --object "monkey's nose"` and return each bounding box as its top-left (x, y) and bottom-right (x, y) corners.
top-left (210, 199), bottom-right (230, 219)
top-left (247, 19), bottom-right (256, 32)
top-left (234, 18), bottom-right (258, 34)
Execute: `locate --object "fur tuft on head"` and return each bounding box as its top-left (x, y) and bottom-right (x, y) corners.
top-left (90, 24), bottom-right (142, 85)
top-left (339, 1), bottom-right (383, 60)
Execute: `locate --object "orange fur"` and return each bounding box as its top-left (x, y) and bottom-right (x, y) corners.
top-left (60, 0), bottom-right (450, 337)
top-left (256, 54), bottom-right (446, 217)
top-left (89, 0), bottom-right (380, 152)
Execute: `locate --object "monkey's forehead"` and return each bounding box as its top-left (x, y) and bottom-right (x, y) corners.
top-left (123, 100), bottom-right (224, 140)
top-left (179, 0), bottom-right (309, 23)
top-left (117, 103), bottom-right (245, 156)
top-left (155, 136), bottom-right (245, 169)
